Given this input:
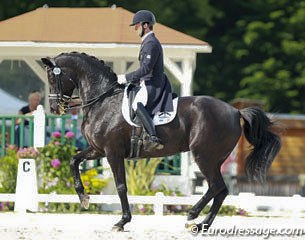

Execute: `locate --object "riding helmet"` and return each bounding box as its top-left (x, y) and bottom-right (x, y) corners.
top-left (130, 10), bottom-right (156, 26)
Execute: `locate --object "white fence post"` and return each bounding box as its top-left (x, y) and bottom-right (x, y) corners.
top-left (33, 105), bottom-right (45, 148)
top-left (292, 194), bottom-right (303, 217)
top-left (154, 192), bottom-right (164, 215)
top-left (238, 192), bottom-right (256, 213)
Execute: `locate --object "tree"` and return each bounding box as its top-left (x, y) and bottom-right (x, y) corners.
top-left (235, 0), bottom-right (305, 113)
top-left (195, 0), bottom-right (305, 113)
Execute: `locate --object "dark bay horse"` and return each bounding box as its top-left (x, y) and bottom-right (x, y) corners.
top-left (41, 52), bottom-right (281, 232)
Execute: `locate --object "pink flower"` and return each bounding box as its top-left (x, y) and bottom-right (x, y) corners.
top-left (54, 141), bottom-right (60, 146)
top-left (51, 159), bottom-right (61, 168)
top-left (238, 208), bottom-right (248, 216)
top-left (17, 147), bottom-right (38, 158)
top-left (65, 131), bottom-right (75, 139)
top-left (138, 204), bottom-right (146, 213)
top-left (52, 131), bottom-right (61, 138)
top-left (7, 145), bottom-right (16, 150)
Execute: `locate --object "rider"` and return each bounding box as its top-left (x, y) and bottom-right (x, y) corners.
top-left (117, 10), bottom-right (173, 151)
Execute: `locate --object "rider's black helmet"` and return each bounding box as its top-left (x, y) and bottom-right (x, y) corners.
top-left (129, 10), bottom-right (156, 26)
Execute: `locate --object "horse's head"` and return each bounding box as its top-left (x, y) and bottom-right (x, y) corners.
top-left (42, 52), bottom-right (122, 115)
top-left (41, 56), bottom-right (78, 115)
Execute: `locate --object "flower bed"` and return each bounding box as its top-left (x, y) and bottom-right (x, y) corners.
top-left (0, 131), bottom-right (109, 213)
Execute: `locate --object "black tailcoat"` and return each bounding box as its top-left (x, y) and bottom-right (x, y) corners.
top-left (126, 32), bottom-right (173, 115)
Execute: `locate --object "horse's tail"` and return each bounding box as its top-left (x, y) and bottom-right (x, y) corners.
top-left (240, 107), bottom-right (281, 183)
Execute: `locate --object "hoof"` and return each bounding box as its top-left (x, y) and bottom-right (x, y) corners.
top-left (81, 195), bottom-right (90, 209)
top-left (112, 225), bottom-right (124, 232)
top-left (185, 220), bottom-right (196, 229)
top-left (185, 221), bottom-right (199, 235)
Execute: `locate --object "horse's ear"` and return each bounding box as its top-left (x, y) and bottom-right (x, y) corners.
top-left (41, 57), bottom-right (54, 68)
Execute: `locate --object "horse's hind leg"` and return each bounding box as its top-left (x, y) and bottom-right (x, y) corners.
top-left (70, 146), bottom-right (102, 208)
top-left (187, 186), bottom-right (215, 223)
top-left (187, 156), bottom-right (228, 231)
top-left (199, 184), bottom-right (228, 232)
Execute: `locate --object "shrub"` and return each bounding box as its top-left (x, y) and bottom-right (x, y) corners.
top-left (200, 205), bottom-right (248, 216)
top-left (0, 132), bottom-right (109, 213)
top-left (37, 131), bottom-right (77, 194)
top-left (125, 158), bottom-right (162, 196)
top-left (0, 145), bottom-right (18, 193)
top-left (81, 168), bottom-right (108, 194)
top-left (125, 158), bottom-right (184, 214)
top-left (37, 131), bottom-right (108, 212)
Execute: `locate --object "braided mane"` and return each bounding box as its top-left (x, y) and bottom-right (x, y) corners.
top-left (58, 52), bottom-right (117, 80)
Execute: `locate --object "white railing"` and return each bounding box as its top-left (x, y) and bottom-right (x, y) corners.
top-left (0, 192), bottom-right (304, 216)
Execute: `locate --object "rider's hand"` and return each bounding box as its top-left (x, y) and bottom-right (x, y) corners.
top-left (117, 74), bottom-right (127, 85)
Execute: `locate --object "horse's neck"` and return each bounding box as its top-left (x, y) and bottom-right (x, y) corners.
top-left (79, 73), bottom-right (122, 115)
top-left (71, 59), bottom-right (121, 117)
top-left (78, 73), bottom-right (108, 101)
top-left (82, 90), bottom-right (124, 123)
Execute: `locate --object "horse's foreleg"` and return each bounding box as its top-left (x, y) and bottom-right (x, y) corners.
top-left (107, 156), bottom-right (131, 232)
top-left (70, 146), bottom-right (102, 208)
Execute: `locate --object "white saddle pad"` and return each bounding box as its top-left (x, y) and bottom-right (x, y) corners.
top-left (122, 85), bottom-right (178, 127)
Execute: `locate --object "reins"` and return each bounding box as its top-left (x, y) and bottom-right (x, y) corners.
top-left (70, 81), bottom-right (122, 110)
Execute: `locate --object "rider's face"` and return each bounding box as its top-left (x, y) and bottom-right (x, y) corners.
top-left (135, 23), bottom-right (142, 37)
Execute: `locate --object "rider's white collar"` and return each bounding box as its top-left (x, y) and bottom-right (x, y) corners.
top-left (141, 31), bottom-right (153, 42)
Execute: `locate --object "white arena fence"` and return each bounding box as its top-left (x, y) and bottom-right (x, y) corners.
top-left (0, 192), bottom-right (304, 217)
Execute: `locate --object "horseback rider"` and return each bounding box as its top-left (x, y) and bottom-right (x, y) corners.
top-left (117, 10), bottom-right (173, 151)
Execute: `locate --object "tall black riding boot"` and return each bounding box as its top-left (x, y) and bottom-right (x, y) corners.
top-left (136, 103), bottom-right (164, 151)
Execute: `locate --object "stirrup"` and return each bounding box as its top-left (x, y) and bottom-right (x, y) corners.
top-left (144, 135), bottom-right (164, 151)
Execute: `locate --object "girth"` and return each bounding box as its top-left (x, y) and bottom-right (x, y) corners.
top-left (129, 126), bottom-right (144, 158)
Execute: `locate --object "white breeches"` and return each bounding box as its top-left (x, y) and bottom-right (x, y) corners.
top-left (132, 81), bottom-right (148, 111)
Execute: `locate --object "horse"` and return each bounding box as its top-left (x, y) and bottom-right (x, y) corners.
top-left (41, 52), bottom-right (281, 232)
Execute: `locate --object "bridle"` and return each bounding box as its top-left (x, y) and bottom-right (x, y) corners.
top-left (48, 61), bottom-right (78, 115)
top-left (48, 59), bottom-right (122, 115)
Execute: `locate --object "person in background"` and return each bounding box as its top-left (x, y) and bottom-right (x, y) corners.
top-left (16, 91), bottom-right (42, 125)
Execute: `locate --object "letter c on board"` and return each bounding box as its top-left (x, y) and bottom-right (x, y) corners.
top-left (23, 161), bottom-right (30, 172)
